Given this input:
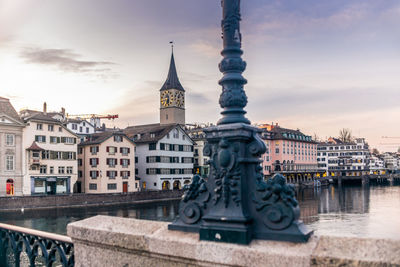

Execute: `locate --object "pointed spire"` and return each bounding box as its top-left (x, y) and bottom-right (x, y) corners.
top-left (160, 43), bottom-right (185, 91)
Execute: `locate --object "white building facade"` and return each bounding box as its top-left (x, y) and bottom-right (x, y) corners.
top-left (0, 97), bottom-right (25, 196)
top-left (317, 138), bottom-right (370, 177)
top-left (22, 113), bottom-right (78, 195)
top-left (125, 124), bottom-right (194, 190)
top-left (66, 119), bottom-right (96, 142)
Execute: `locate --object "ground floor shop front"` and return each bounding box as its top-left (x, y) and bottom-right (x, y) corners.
top-left (30, 176), bottom-right (71, 195)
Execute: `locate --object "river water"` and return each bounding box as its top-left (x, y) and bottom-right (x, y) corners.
top-left (1, 184), bottom-right (399, 240)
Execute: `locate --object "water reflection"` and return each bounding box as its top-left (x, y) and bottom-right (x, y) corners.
top-left (1, 185), bottom-right (399, 240)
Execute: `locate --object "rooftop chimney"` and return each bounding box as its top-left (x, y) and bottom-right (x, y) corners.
top-left (43, 102), bottom-right (47, 113)
top-left (61, 107), bottom-right (65, 116)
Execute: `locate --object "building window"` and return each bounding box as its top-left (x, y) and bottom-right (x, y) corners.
top-left (35, 135), bottom-right (46, 143)
top-left (72, 124), bottom-right (77, 130)
top-left (107, 171), bottom-right (117, 179)
top-left (6, 155), bottom-right (14, 171)
top-left (149, 143), bottom-right (157, 150)
top-left (63, 137), bottom-right (76, 144)
top-left (90, 146), bottom-right (99, 155)
top-left (90, 171), bottom-right (99, 179)
top-left (114, 135), bottom-right (122, 142)
top-left (90, 158), bottom-right (99, 167)
top-left (37, 123), bottom-right (43, 130)
top-left (40, 165), bottom-right (47, 174)
top-left (121, 171), bottom-right (131, 179)
top-left (79, 126), bottom-right (83, 132)
top-left (121, 159), bottom-right (130, 167)
top-left (107, 158), bottom-right (117, 167)
top-left (107, 183), bottom-right (117, 190)
top-left (150, 133), bottom-right (156, 138)
top-left (67, 166), bottom-right (73, 174)
top-left (48, 125), bottom-right (54, 131)
top-left (49, 166), bottom-right (54, 174)
top-left (59, 127), bottom-right (62, 132)
top-left (89, 183), bottom-right (97, 190)
top-left (86, 127), bottom-right (89, 133)
top-left (120, 147), bottom-right (130, 155)
top-left (50, 136), bottom-right (58, 143)
top-left (173, 129), bottom-right (179, 138)
top-left (58, 166), bottom-right (65, 174)
top-left (5, 134), bottom-right (15, 146)
top-left (275, 148), bottom-right (279, 154)
top-left (106, 146), bottom-right (117, 154)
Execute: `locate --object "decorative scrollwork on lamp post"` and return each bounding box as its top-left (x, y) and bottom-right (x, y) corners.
top-left (169, 0), bottom-right (313, 244)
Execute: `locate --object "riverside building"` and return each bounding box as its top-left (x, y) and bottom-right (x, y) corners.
top-left (124, 124), bottom-right (194, 190)
top-left (259, 123), bottom-right (318, 182)
top-left (21, 112), bottom-right (78, 195)
top-left (317, 137), bottom-right (370, 177)
top-left (0, 97), bottom-right (24, 196)
top-left (78, 131), bottom-right (137, 194)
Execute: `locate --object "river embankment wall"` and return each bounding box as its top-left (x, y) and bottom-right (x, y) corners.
top-left (0, 190), bottom-right (183, 211)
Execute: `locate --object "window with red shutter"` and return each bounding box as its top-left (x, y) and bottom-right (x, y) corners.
top-left (96, 158), bottom-right (99, 164)
top-left (128, 159), bottom-right (130, 165)
top-left (128, 171), bottom-right (130, 177)
top-left (106, 146), bottom-right (109, 152)
top-left (128, 148), bottom-right (130, 153)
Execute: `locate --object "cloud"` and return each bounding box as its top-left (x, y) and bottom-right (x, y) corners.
top-left (20, 47), bottom-right (116, 74)
top-left (190, 40), bottom-right (220, 58)
top-left (187, 91), bottom-right (210, 105)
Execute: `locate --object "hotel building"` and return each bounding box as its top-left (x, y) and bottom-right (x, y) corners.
top-left (259, 123), bottom-right (318, 182)
top-left (317, 137), bottom-right (370, 177)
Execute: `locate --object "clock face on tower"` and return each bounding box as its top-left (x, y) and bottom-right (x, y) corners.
top-left (175, 92), bottom-right (184, 108)
top-left (160, 91), bottom-right (172, 107)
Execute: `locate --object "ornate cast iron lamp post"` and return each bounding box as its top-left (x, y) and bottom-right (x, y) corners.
top-left (169, 0), bottom-right (313, 244)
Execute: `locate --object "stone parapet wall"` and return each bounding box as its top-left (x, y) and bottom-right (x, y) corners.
top-left (68, 216), bottom-right (400, 267)
top-left (0, 190), bottom-right (183, 211)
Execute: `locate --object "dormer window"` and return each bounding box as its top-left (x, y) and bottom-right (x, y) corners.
top-left (150, 133), bottom-right (156, 138)
top-left (37, 123), bottom-right (43, 130)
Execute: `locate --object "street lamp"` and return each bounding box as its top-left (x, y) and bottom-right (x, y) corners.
top-left (169, 0), bottom-right (312, 244)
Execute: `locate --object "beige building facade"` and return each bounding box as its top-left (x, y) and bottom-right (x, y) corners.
top-left (78, 131), bottom-right (138, 194)
top-left (21, 113), bottom-right (78, 195)
top-left (0, 97), bottom-right (24, 196)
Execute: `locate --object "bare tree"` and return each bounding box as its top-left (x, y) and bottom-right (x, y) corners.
top-left (338, 128), bottom-right (353, 143)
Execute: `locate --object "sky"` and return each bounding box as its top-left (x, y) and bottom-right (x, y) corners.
top-left (1, 0), bottom-right (399, 151)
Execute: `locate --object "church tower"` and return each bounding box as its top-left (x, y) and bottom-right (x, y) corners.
top-left (160, 48), bottom-right (185, 125)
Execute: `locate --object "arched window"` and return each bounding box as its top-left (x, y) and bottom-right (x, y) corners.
top-left (162, 181), bottom-right (170, 190)
top-left (173, 180), bottom-right (181, 190)
top-left (6, 179), bottom-right (14, 196)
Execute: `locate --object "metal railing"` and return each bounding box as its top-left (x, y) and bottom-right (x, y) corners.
top-left (0, 223), bottom-right (74, 267)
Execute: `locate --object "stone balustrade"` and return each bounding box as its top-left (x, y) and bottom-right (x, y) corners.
top-left (68, 215), bottom-right (400, 267)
